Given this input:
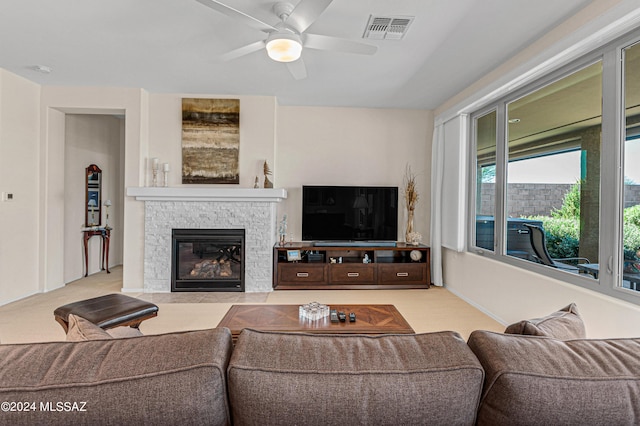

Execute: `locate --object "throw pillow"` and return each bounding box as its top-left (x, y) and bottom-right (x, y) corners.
top-left (504, 303), bottom-right (586, 340)
top-left (66, 314), bottom-right (112, 341)
top-left (106, 326), bottom-right (144, 338)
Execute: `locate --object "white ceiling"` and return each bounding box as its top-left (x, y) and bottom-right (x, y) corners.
top-left (0, 0), bottom-right (595, 110)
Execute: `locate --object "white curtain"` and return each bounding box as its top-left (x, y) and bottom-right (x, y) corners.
top-left (430, 122), bottom-right (445, 286)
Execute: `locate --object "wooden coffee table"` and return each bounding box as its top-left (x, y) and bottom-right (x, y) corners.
top-left (217, 304), bottom-right (414, 341)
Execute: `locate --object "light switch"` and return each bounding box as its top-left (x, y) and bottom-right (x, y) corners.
top-left (2, 192), bottom-right (14, 201)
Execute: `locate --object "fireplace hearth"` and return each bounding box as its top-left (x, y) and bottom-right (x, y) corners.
top-left (171, 229), bottom-right (245, 292)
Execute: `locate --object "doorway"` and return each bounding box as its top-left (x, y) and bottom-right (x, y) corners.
top-left (63, 114), bottom-right (125, 282)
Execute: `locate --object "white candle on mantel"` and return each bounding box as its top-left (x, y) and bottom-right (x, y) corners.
top-left (163, 163), bottom-right (170, 172)
top-left (152, 158), bottom-right (159, 169)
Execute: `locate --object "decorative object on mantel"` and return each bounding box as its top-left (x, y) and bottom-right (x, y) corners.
top-left (263, 160), bottom-right (274, 188)
top-left (254, 176), bottom-right (259, 188)
top-left (181, 98), bottom-right (240, 184)
top-left (151, 158), bottom-right (159, 187)
top-left (162, 163), bottom-right (170, 187)
top-left (403, 164), bottom-right (419, 243)
top-left (278, 214), bottom-right (288, 245)
top-left (149, 158), bottom-right (169, 187)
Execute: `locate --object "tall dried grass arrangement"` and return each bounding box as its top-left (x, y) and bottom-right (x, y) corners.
top-left (403, 165), bottom-right (418, 212)
top-left (403, 165), bottom-right (419, 242)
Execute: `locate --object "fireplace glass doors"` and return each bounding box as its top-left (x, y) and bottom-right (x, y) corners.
top-left (171, 229), bottom-right (245, 292)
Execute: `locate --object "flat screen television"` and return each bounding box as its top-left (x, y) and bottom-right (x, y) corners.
top-left (302, 185), bottom-right (398, 241)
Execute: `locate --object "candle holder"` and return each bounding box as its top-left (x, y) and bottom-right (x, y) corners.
top-left (104, 199), bottom-right (112, 230)
top-left (151, 158), bottom-right (159, 187)
top-left (162, 163), bottom-right (170, 187)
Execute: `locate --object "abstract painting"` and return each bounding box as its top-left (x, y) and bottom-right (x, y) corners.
top-left (182, 98), bottom-right (240, 184)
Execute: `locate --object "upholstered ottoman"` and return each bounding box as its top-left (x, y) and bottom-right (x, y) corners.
top-left (54, 293), bottom-right (158, 332)
top-left (228, 329), bottom-right (485, 425)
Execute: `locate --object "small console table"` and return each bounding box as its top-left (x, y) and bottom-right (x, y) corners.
top-left (83, 227), bottom-right (110, 277)
top-left (273, 242), bottom-right (430, 290)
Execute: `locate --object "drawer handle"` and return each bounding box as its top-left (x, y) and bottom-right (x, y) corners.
top-left (396, 272), bottom-right (409, 277)
top-left (347, 272), bottom-right (360, 277)
top-left (296, 272), bottom-right (309, 278)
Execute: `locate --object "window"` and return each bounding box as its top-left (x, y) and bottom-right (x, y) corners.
top-left (469, 30), bottom-right (640, 303)
top-left (506, 61), bottom-right (601, 273)
top-left (474, 110), bottom-right (497, 252)
top-left (622, 41), bottom-right (640, 292)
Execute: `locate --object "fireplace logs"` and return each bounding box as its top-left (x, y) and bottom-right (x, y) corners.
top-left (189, 259), bottom-right (233, 278)
top-left (171, 229), bottom-right (245, 292)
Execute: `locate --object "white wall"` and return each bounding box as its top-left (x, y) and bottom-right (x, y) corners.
top-left (445, 251), bottom-right (640, 338)
top-left (142, 96), bottom-right (436, 288)
top-left (147, 94), bottom-right (277, 188)
top-left (0, 70), bottom-right (41, 305)
top-left (436, 0), bottom-right (638, 117)
top-left (435, 0), bottom-right (640, 337)
top-left (276, 106), bottom-right (433, 242)
top-left (145, 98), bottom-right (433, 243)
top-left (25, 87), bottom-right (432, 297)
top-left (64, 115), bottom-right (124, 282)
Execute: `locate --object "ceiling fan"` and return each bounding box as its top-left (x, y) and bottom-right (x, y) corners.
top-left (196, 0), bottom-right (377, 80)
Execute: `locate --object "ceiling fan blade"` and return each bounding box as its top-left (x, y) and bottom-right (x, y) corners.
top-left (219, 40), bottom-right (266, 61)
top-left (304, 33), bottom-right (377, 55)
top-left (286, 0), bottom-right (333, 34)
top-left (196, 0), bottom-right (277, 33)
top-left (286, 59), bottom-right (307, 80)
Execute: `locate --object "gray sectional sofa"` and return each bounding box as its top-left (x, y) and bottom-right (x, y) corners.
top-left (1, 305), bottom-right (639, 425)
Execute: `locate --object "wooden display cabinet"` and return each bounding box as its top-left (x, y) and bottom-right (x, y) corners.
top-left (273, 242), bottom-right (430, 290)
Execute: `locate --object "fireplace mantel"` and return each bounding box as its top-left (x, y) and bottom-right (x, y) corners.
top-left (127, 187), bottom-right (287, 202)
top-left (130, 186), bottom-right (286, 293)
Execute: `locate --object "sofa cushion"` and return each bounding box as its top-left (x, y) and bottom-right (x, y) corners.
top-left (228, 329), bottom-right (484, 425)
top-left (0, 328), bottom-right (232, 426)
top-left (65, 314), bottom-right (113, 341)
top-left (468, 330), bottom-right (640, 426)
top-left (504, 303), bottom-right (586, 339)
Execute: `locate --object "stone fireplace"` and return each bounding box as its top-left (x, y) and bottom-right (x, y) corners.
top-left (127, 187), bottom-right (287, 292)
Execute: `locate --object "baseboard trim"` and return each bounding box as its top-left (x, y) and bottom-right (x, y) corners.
top-left (445, 284), bottom-right (508, 326)
top-left (0, 290), bottom-right (40, 307)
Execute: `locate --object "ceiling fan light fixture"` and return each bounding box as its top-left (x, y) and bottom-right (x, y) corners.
top-left (266, 32), bottom-right (302, 62)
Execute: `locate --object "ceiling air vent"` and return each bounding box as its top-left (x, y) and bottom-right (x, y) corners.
top-left (363, 15), bottom-right (414, 40)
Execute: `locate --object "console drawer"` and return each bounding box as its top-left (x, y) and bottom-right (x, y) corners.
top-left (329, 264), bottom-right (376, 284)
top-left (378, 263), bottom-right (427, 285)
top-left (277, 264), bottom-right (327, 285)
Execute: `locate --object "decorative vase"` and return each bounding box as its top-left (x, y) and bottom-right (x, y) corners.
top-left (405, 209), bottom-right (414, 243)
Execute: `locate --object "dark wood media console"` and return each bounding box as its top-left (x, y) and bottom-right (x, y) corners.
top-left (273, 242), bottom-right (430, 290)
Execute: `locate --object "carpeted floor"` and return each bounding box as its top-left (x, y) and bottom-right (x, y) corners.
top-left (0, 266), bottom-right (504, 344)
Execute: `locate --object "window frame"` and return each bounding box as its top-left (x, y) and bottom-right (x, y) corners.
top-left (467, 28), bottom-right (640, 305)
